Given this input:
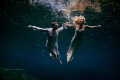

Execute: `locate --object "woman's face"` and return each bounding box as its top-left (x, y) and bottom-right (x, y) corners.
top-left (79, 18), bottom-right (84, 24)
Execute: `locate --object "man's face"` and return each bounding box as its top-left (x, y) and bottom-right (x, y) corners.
top-left (53, 23), bottom-right (58, 29)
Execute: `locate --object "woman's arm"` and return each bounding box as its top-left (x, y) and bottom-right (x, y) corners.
top-left (28, 25), bottom-right (48, 32)
top-left (85, 25), bottom-right (101, 28)
top-left (64, 22), bottom-right (76, 28)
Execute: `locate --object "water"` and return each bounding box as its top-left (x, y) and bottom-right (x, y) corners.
top-left (0, 0), bottom-right (120, 80)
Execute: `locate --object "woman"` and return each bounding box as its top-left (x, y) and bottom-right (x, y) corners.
top-left (65, 16), bottom-right (101, 64)
top-left (28, 22), bottom-right (67, 64)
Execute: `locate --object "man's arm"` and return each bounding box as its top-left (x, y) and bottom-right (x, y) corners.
top-left (58, 22), bottom-right (75, 32)
top-left (86, 25), bottom-right (101, 28)
top-left (57, 23), bottom-right (67, 32)
top-left (28, 25), bottom-right (48, 32)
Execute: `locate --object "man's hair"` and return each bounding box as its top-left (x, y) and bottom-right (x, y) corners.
top-left (51, 22), bottom-right (58, 26)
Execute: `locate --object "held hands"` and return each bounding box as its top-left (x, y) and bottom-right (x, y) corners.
top-left (62, 23), bottom-right (68, 29)
top-left (62, 22), bottom-right (70, 26)
top-left (65, 22), bottom-right (70, 25)
top-left (65, 22), bottom-right (69, 24)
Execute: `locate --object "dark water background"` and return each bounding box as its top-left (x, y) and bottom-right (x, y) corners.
top-left (0, 0), bottom-right (120, 80)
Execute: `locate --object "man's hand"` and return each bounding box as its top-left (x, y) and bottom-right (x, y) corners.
top-left (28, 25), bottom-right (33, 28)
top-left (98, 25), bottom-right (101, 27)
top-left (62, 22), bottom-right (70, 26)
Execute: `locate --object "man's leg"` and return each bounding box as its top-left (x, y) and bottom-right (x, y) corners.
top-left (47, 47), bottom-right (56, 59)
top-left (50, 47), bottom-right (62, 64)
top-left (47, 45), bottom-right (62, 64)
top-left (55, 48), bottom-right (62, 64)
top-left (50, 53), bottom-right (54, 59)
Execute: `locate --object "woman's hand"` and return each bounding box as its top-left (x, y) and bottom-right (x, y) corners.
top-left (65, 22), bottom-right (69, 24)
top-left (62, 22), bottom-right (70, 26)
top-left (63, 22), bottom-right (75, 28)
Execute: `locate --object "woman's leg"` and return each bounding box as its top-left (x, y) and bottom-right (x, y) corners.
top-left (67, 37), bottom-right (82, 64)
top-left (67, 44), bottom-right (76, 64)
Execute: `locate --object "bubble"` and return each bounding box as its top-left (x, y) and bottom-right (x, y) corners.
top-left (29, 0), bottom-right (102, 23)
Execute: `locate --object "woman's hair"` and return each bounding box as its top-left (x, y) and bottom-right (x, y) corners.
top-left (73, 16), bottom-right (86, 24)
top-left (51, 22), bottom-right (58, 26)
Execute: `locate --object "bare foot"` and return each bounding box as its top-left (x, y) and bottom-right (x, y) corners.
top-left (67, 53), bottom-right (73, 64)
top-left (59, 60), bottom-right (62, 64)
top-left (50, 53), bottom-right (54, 59)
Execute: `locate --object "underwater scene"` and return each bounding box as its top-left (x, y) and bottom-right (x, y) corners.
top-left (0, 0), bottom-right (120, 80)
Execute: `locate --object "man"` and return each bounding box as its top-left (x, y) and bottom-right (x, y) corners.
top-left (28, 22), bottom-right (67, 64)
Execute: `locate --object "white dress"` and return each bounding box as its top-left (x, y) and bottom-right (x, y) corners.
top-left (67, 28), bottom-right (85, 63)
